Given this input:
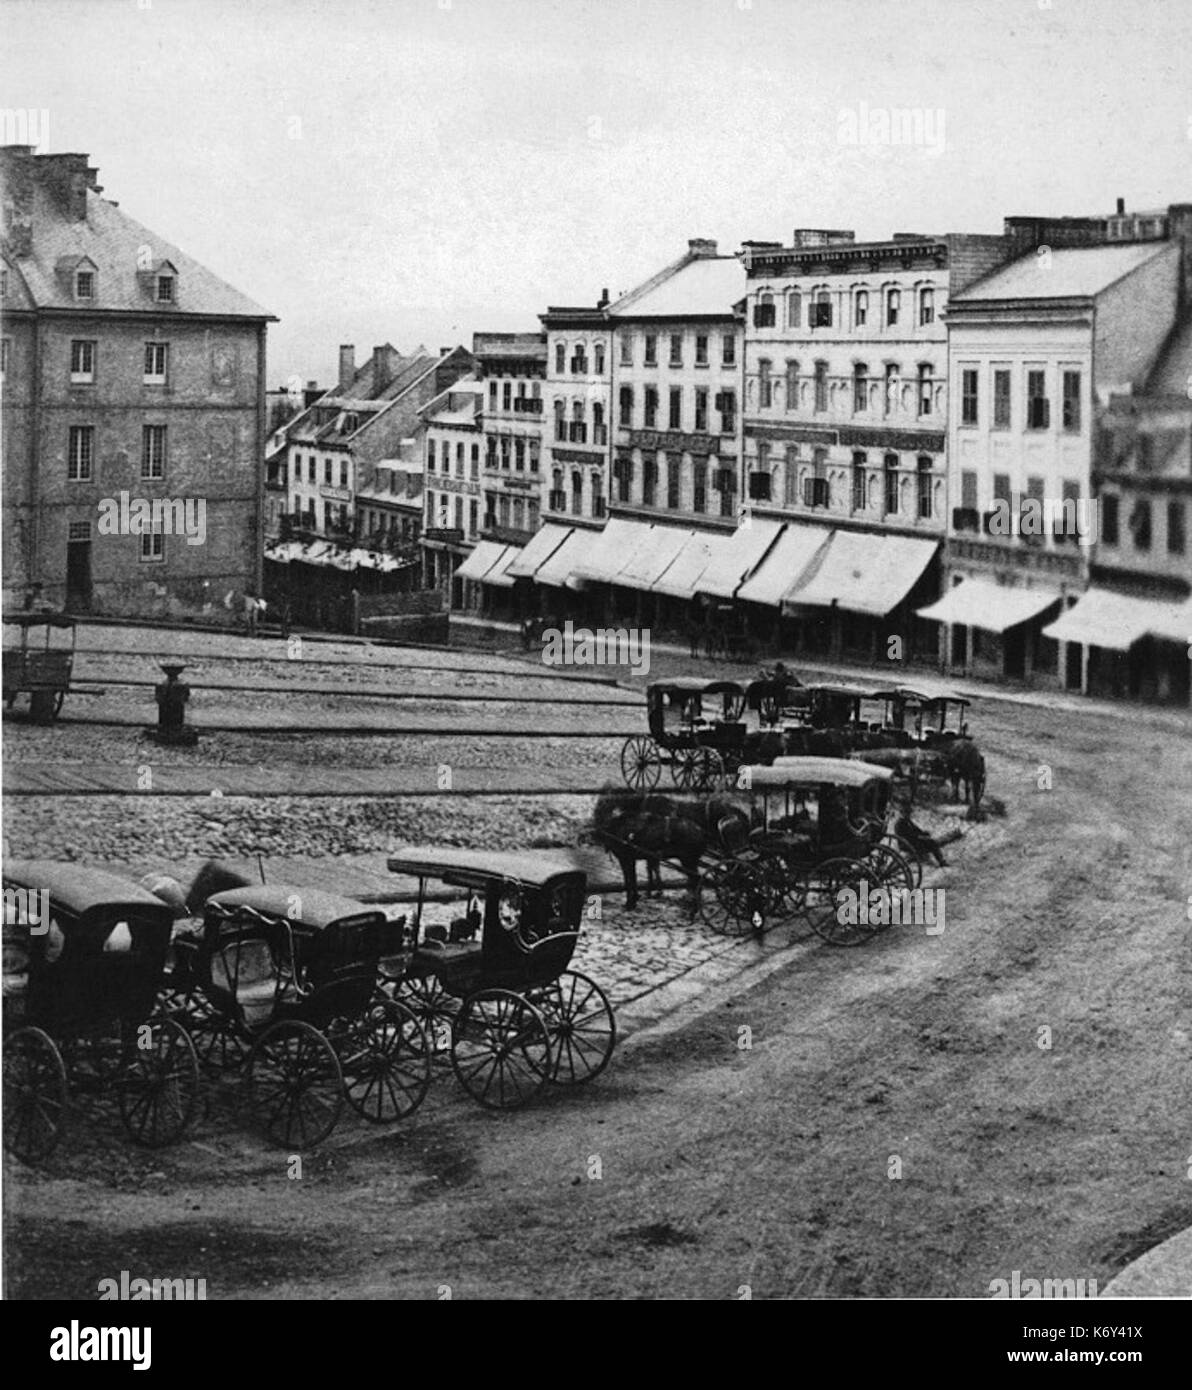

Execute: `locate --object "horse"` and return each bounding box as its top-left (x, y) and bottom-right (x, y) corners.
top-left (590, 787), bottom-right (708, 911)
top-left (945, 739), bottom-right (986, 808)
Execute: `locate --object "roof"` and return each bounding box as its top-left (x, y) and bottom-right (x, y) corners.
top-left (1147, 312), bottom-right (1192, 394)
top-left (506, 523), bottom-right (572, 579)
top-left (570, 517), bottom-right (645, 584)
top-left (652, 529), bottom-right (727, 598)
top-left (785, 531), bottom-right (938, 617)
top-left (3, 860), bottom-right (175, 917)
top-left (614, 524), bottom-right (695, 590)
top-left (917, 578), bottom-right (1062, 633)
top-left (206, 884), bottom-right (381, 929)
top-left (1041, 588), bottom-right (1192, 652)
top-left (387, 848), bottom-right (585, 889)
top-left (747, 758), bottom-right (894, 788)
top-left (736, 522), bottom-right (831, 607)
top-left (6, 179), bottom-right (272, 319)
top-left (608, 254), bottom-right (745, 320)
top-left (953, 241), bottom-right (1174, 303)
top-left (483, 544), bottom-right (522, 588)
top-left (698, 518), bottom-right (783, 598)
top-left (532, 526), bottom-right (600, 588)
top-left (455, 539), bottom-right (513, 584)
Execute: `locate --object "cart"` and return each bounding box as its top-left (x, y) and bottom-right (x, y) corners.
top-left (3, 612), bottom-right (77, 723)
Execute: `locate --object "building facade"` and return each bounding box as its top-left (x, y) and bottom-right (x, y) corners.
top-left (540, 302), bottom-right (612, 530)
top-left (474, 332), bottom-right (546, 545)
top-left (1, 145), bottom-right (273, 619)
top-left (421, 376), bottom-right (485, 603)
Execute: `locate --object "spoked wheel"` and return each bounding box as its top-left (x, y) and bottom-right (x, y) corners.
top-left (801, 857), bottom-right (877, 947)
top-left (450, 989), bottom-right (553, 1110)
top-left (176, 992), bottom-right (253, 1073)
top-left (689, 747), bottom-right (725, 794)
top-left (670, 746), bottom-right (698, 791)
top-left (530, 972), bottom-right (616, 1085)
top-left (864, 843), bottom-right (915, 899)
top-left (335, 1000), bottom-right (431, 1123)
top-left (396, 974), bottom-right (458, 1053)
top-left (247, 1020), bottom-right (344, 1149)
top-left (621, 735), bottom-right (661, 790)
top-left (753, 849), bottom-right (800, 925)
top-left (117, 1017), bottom-right (201, 1148)
top-left (3, 1026), bottom-right (68, 1165)
top-left (700, 859), bottom-right (766, 937)
top-left (881, 832), bottom-right (923, 889)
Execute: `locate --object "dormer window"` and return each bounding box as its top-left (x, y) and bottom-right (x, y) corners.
top-left (76, 269), bottom-right (95, 300)
top-left (156, 274), bottom-right (175, 303)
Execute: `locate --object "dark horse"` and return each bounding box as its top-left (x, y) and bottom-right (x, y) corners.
top-left (945, 739), bottom-right (986, 807)
top-left (590, 786), bottom-right (712, 911)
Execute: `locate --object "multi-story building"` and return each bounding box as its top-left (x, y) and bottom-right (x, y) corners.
top-left (1, 145), bottom-right (273, 619)
top-left (739, 227), bottom-right (1014, 663)
top-left (926, 204), bottom-right (1189, 685)
top-left (475, 331), bottom-right (546, 543)
top-left (540, 300), bottom-right (612, 528)
top-left (420, 375), bottom-right (485, 604)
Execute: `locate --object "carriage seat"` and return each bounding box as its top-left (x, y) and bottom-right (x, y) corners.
top-left (411, 939), bottom-right (482, 974)
top-left (209, 940), bottom-right (290, 1027)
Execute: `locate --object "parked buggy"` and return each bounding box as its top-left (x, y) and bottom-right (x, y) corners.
top-left (163, 884), bottom-right (431, 1148)
top-left (620, 678), bottom-right (748, 793)
top-left (384, 850), bottom-right (616, 1109)
top-left (2, 612), bottom-right (77, 723)
top-left (2, 861), bottom-right (201, 1164)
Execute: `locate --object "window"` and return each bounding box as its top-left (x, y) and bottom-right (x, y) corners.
top-left (668, 388), bottom-right (682, 430)
top-left (955, 469), bottom-right (979, 532)
top-left (643, 456), bottom-right (657, 507)
top-left (70, 340), bottom-right (95, 383)
top-left (620, 335), bottom-right (632, 366)
top-left (851, 452), bottom-right (866, 512)
top-left (471, 443), bottom-right (479, 479)
top-left (591, 473), bottom-right (605, 519)
top-left (693, 460), bottom-right (707, 514)
top-left (68, 425), bottom-right (94, 481)
top-left (554, 343), bottom-right (565, 374)
top-left (919, 364), bottom-right (935, 418)
top-left (961, 368), bottom-right (978, 425)
top-left (669, 334), bottom-right (683, 367)
top-left (883, 454), bottom-right (899, 515)
top-left (993, 368), bottom-right (1011, 429)
top-left (550, 468), bottom-right (566, 512)
top-left (853, 363), bottom-right (868, 414)
top-left (1022, 475), bottom-right (1045, 544)
top-left (754, 292), bottom-right (776, 329)
top-left (854, 289), bottom-right (868, 327)
top-left (570, 401), bottom-right (586, 443)
top-left (722, 334), bottom-right (736, 367)
top-left (619, 385), bottom-right (634, 427)
top-left (427, 439), bottom-right (436, 472)
top-left (814, 361), bottom-right (828, 413)
top-left (785, 360), bottom-right (798, 411)
top-left (613, 456), bottom-right (632, 504)
top-left (554, 399), bottom-right (566, 442)
top-left (811, 290), bottom-right (832, 328)
top-left (667, 454), bottom-right (681, 509)
top-left (644, 334), bottom-right (657, 366)
top-left (644, 387), bottom-right (659, 429)
top-left (594, 344), bottom-right (605, 375)
top-left (787, 290), bottom-right (802, 328)
top-left (918, 287), bottom-right (934, 325)
top-left (695, 334), bottom-right (708, 366)
top-left (140, 530), bottom-right (165, 562)
top-left (76, 269), bottom-right (94, 300)
top-left (570, 346), bottom-right (588, 375)
top-left (156, 274), bottom-right (175, 303)
top-left (489, 380), bottom-right (498, 407)
top-left (142, 424), bottom-right (166, 479)
top-left (804, 448), bottom-right (829, 508)
top-left (1168, 501), bottom-right (1186, 555)
top-left (886, 288), bottom-right (900, 327)
top-left (324, 459), bottom-right (333, 485)
top-left (593, 402), bottom-right (606, 446)
top-left (717, 388), bottom-right (736, 435)
top-left (470, 499), bottom-right (479, 537)
top-left (343, 459), bottom-right (352, 487)
top-left (916, 456), bottom-right (933, 520)
top-left (144, 342), bottom-right (169, 383)
top-left (1062, 370), bottom-right (1081, 432)
top-left (758, 359), bottom-right (772, 410)
top-left (784, 446), bottom-right (800, 506)
top-left (751, 442), bottom-right (771, 503)
top-left (502, 382), bottom-right (512, 411)
top-left (717, 465), bottom-right (737, 517)
top-left (571, 470), bottom-right (583, 515)
top-left (884, 363), bottom-right (899, 416)
top-left (68, 520), bottom-right (92, 541)
top-left (1026, 369), bottom-right (1050, 429)
top-left (694, 387), bottom-right (708, 433)
top-left (1130, 499), bottom-right (1152, 551)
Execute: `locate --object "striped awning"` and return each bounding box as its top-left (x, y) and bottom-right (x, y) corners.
top-left (786, 531), bottom-right (938, 617)
top-left (917, 578), bottom-right (1062, 634)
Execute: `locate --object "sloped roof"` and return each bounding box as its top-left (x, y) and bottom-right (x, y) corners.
top-left (9, 182), bottom-right (272, 318)
top-left (1147, 312), bottom-right (1192, 395)
top-left (954, 241), bottom-right (1174, 303)
top-left (608, 255), bottom-right (745, 319)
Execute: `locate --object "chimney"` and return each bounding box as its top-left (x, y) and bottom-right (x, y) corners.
top-left (1116, 197), bottom-right (1126, 215)
top-left (0, 145), bottom-right (35, 256)
top-left (687, 239), bottom-right (718, 257)
top-left (35, 152), bottom-right (92, 222)
top-left (338, 345), bottom-right (355, 392)
top-left (372, 344), bottom-right (400, 394)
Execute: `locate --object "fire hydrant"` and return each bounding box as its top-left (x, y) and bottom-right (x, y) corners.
top-left (153, 663), bottom-right (198, 746)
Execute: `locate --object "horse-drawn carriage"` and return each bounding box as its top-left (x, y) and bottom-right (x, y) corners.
top-left (620, 679), bottom-right (751, 793)
top-left (3, 612), bottom-right (77, 723)
top-left (3, 861), bottom-right (201, 1164)
top-left (384, 850), bottom-right (615, 1108)
top-left (162, 884), bottom-right (431, 1148)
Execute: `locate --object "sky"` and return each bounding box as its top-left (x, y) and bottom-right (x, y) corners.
top-left (3, 0), bottom-right (1190, 387)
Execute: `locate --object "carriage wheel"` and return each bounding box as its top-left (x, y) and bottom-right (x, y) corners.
top-left (865, 843), bottom-right (916, 899)
top-left (700, 859), bottom-right (766, 937)
top-left (801, 857), bottom-right (877, 947)
top-left (396, 974), bottom-right (457, 1053)
top-left (670, 746), bottom-right (697, 790)
top-left (450, 989), bottom-right (553, 1110)
top-left (881, 833), bottom-right (923, 889)
top-left (621, 735), bottom-right (661, 790)
top-left (3, 1026), bottom-right (68, 1165)
top-left (247, 1020), bottom-right (344, 1149)
top-left (174, 990), bottom-right (253, 1073)
top-left (117, 1017), bottom-right (201, 1148)
top-left (531, 971), bottom-right (616, 1086)
top-left (753, 849), bottom-right (800, 924)
top-left (337, 1000), bottom-right (432, 1123)
top-left (690, 747), bottom-right (725, 794)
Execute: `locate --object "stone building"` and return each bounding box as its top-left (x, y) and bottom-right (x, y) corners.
top-left (1, 144), bottom-right (273, 619)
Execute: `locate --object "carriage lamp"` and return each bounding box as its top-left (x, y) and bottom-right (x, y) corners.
top-left (152, 663), bottom-right (199, 746)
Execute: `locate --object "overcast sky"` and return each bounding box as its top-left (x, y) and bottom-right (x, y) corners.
top-left (3, 0), bottom-right (1190, 386)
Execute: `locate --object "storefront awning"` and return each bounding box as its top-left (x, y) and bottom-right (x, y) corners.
top-left (454, 540), bottom-right (509, 583)
top-left (506, 524), bottom-right (572, 579)
top-left (786, 532), bottom-right (938, 617)
top-left (652, 529), bottom-right (729, 599)
top-left (1041, 588), bottom-right (1191, 652)
top-left (615, 526), bottom-right (695, 591)
top-left (571, 518), bottom-right (649, 584)
top-left (1144, 597), bottom-right (1192, 644)
top-left (482, 544), bottom-right (522, 588)
top-left (534, 526), bottom-right (601, 588)
top-left (737, 523), bottom-right (831, 608)
top-left (697, 518), bottom-right (783, 599)
top-left (917, 578), bottom-right (1062, 634)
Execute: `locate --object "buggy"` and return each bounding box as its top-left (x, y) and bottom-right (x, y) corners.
top-left (620, 678), bottom-right (748, 792)
top-left (384, 849), bottom-right (615, 1109)
top-left (164, 884), bottom-right (431, 1148)
top-left (3, 860), bottom-right (201, 1164)
top-left (3, 612), bottom-right (77, 723)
